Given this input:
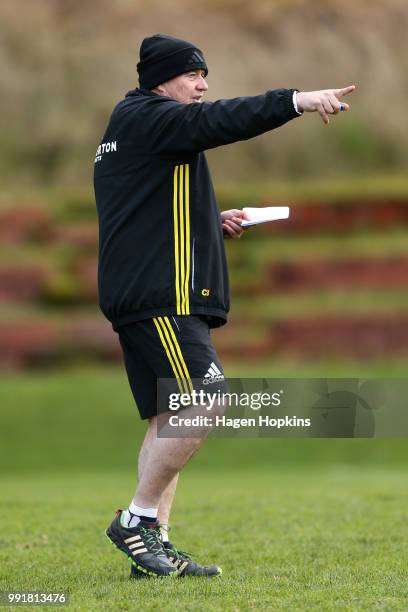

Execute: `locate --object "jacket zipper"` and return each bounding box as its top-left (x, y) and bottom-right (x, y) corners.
top-left (191, 237), bottom-right (196, 293)
top-left (171, 316), bottom-right (180, 332)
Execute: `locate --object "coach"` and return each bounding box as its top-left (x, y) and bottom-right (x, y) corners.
top-left (94, 33), bottom-right (355, 578)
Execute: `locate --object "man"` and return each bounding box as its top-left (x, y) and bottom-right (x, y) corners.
top-left (93, 33), bottom-right (355, 579)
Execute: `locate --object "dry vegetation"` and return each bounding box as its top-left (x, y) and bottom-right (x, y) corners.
top-left (1, 0), bottom-right (407, 188)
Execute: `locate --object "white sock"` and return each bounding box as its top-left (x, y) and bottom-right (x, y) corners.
top-left (120, 502), bottom-right (158, 529)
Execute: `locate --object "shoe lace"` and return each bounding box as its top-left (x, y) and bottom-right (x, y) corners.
top-left (160, 524), bottom-right (194, 562)
top-left (169, 545), bottom-right (193, 562)
top-left (139, 526), bottom-right (165, 556)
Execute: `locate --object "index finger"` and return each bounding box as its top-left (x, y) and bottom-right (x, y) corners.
top-left (333, 85), bottom-right (356, 98)
top-left (230, 209), bottom-right (246, 219)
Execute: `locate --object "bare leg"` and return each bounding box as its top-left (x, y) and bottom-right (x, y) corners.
top-left (134, 434), bottom-right (204, 507)
top-left (157, 474), bottom-right (179, 536)
top-left (132, 406), bottom-right (210, 507)
top-left (136, 417), bottom-right (179, 529)
top-left (132, 401), bottom-right (216, 518)
top-left (137, 417), bottom-right (157, 480)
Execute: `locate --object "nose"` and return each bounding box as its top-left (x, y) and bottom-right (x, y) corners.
top-left (197, 76), bottom-right (208, 92)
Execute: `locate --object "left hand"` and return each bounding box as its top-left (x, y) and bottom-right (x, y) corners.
top-left (221, 209), bottom-right (248, 239)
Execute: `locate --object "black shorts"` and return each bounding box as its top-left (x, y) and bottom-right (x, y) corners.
top-left (118, 315), bottom-right (226, 420)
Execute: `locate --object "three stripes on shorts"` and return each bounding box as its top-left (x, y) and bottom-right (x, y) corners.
top-left (153, 315), bottom-right (193, 395)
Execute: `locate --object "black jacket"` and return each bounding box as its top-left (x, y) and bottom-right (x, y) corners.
top-left (94, 87), bottom-right (300, 330)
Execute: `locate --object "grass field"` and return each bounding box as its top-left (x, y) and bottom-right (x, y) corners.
top-left (2, 468), bottom-right (407, 611)
top-left (1, 367), bottom-right (408, 610)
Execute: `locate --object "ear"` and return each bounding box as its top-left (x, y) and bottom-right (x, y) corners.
top-left (151, 84), bottom-right (167, 97)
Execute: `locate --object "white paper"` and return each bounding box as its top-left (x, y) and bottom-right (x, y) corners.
top-left (241, 206), bottom-right (290, 228)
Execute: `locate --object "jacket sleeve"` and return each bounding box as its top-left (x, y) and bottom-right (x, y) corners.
top-left (137, 88), bottom-right (300, 155)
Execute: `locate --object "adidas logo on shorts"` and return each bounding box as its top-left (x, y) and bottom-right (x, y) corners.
top-left (203, 362), bottom-right (225, 385)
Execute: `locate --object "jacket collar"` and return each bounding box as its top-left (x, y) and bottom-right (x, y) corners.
top-left (125, 87), bottom-right (159, 98)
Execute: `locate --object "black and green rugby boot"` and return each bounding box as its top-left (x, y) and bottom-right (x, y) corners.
top-left (130, 540), bottom-right (222, 578)
top-left (106, 510), bottom-right (177, 578)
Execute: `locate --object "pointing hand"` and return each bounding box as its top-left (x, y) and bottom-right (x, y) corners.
top-left (296, 85), bottom-right (356, 125)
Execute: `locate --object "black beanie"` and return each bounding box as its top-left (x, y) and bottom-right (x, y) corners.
top-left (137, 34), bottom-right (208, 90)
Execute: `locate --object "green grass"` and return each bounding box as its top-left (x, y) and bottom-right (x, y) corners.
top-left (0, 243), bottom-right (82, 266)
top-left (4, 284), bottom-right (408, 327)
top-left (225, 357), bottom-right (408, 378)
top-left (4, 218), bottom-right (408, 269)
top-left (2, 174), bottom-right (408, 219)
top-left (218, 173), bottom-right (408, 204)
top-left (1, 367), bottom-right (408, 610)
top-left (232, 290), bottom-right (408, 319)
top-left (227, 230), bottom-right (408, 266)
top-left (1, 469), bottom-right (407, 611)
top-left (2, 365), bottom-right (408, 473)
